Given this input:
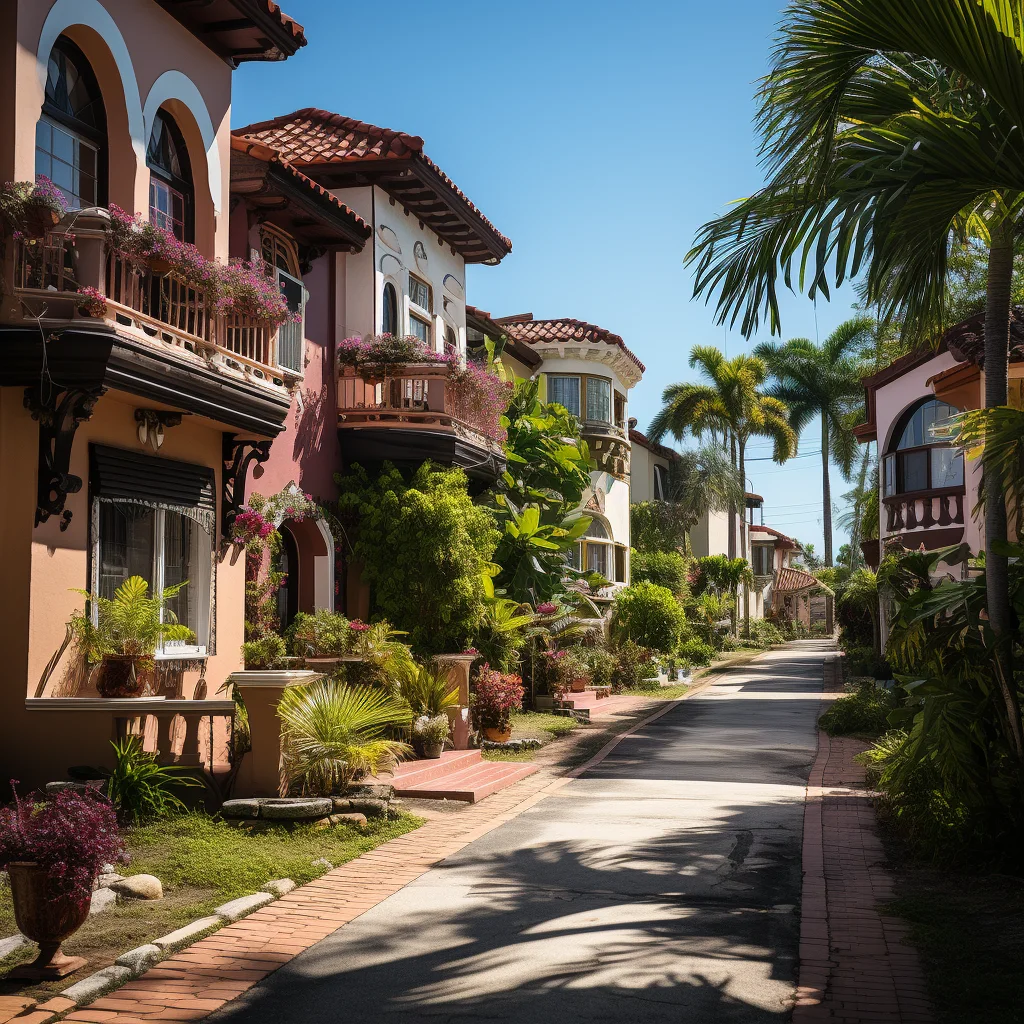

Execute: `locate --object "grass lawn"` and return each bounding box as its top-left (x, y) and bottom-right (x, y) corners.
top-left (0, 811), bottom-right (422, 1002)
top-left (480, 711), bottom-right (579, 762)
top-left (886, 860), bottom-right (1024, 1024)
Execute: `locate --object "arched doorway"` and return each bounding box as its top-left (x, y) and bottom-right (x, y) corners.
top-left (276, 523), bottom-right (300, 631)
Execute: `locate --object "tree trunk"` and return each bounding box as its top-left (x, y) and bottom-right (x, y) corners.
top-left (821, 412), bottom-right (834, 634)
top-left (728, 432), bottom-right (738, 561)
top-left (984, 224), bottom-right (1024, 760)
top-left (849, 445), bottom-right (872, 571)
top-left (740, 438), bottom-right (750, 638)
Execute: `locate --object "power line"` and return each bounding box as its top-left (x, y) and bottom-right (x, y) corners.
top-left (747, 451), bottom-right (823, 462)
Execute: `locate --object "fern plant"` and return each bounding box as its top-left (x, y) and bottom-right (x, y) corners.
top-left (69, 575), bottom-right (195, 662)
top-left (278, 680), bottom-right (412, 795)
top-left (105, 736), bottom-right (202, 823)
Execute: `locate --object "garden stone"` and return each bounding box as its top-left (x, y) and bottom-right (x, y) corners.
top-left (0, 933), bottom-right (28, 958)
top-left (153, 916), bottom-right (223, 951)
top-left (311, 857), bottom-right (333, 870)
top-left (215, 892), bottom-right (275, 922)
top-left (260, 798), bottom-right (331, 820)
top-left (312, 816), bottom-right (332, 829)
top-left (264, 878), bottom-right (295, 897)
top-left (345, 783), bottom-right (394, 801)
top-left (221, 798), bottom-right (262, 820)
top-left (115, 943), bottom-right (161, 973)
top-left (62, 965), bottom-right (133, 1005)
top-left (329, 812), bottom-right (367, 827)
top-left (96, 871), bottom-right (125, 888)
top-left (110, 874), bottom-right (162, 900)
top-left (346, 798), bottom-right (387, 818)
top-left (89, 887), bottom-right (117, 915)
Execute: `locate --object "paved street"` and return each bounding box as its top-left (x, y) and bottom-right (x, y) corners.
top-left (212, 642), bottom-right (828, 1023)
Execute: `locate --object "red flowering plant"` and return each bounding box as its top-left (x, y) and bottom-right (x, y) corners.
top-left (541, 648), bottom-right (588, 697)
top-left (215, 256), bottom-right (292, 328)
top-left (231, 487), bottom-right (321, 550)
top-left (0, 784), bottom-right (125, 900)
top-left (76, 285), bottom-right (108, 318)
top-left (446, 360), bottom-right (512, 443)
top-left (470, 663), bottom-right (524, 733)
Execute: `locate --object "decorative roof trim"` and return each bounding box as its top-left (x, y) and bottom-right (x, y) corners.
top-left (503, 317), bottom-right (646, 376)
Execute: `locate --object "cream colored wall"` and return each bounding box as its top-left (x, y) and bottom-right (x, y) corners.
top-left (690, 508), bottom-right (732, 558)
top-left (629, 442), bottom-right (670, 505)
top-left (8, 0), bottom-right (232, 259)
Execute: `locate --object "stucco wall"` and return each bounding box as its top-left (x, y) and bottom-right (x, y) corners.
top-left (7, 0), bottom-right (232, 259)
top-left (629, 442), bottom-right (671, 505)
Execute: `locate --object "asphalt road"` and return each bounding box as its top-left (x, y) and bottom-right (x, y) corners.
top-left (211, 641), bottom-right (828, 1023)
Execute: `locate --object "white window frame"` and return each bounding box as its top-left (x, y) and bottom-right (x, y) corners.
top-left (408, 273), bottom-right (433, 314)
top-left (91, 499), bottom-right (211, 660)
top-left (548, 375), bottom-right (582, 417)
top-left (275, 267), bottom-right (306, 375)
top-left (409, 312), bottom-right (432, 347)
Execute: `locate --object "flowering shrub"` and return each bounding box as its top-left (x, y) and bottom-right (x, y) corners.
top-left (535, 602), bottom-right (558, 615)
top-left (447, 360), bottom-right (511, 442)
top-left (541, 648), bottom-right (588, 696)
top-left (77, 286), bottom-right (108, 318)
top-left (471, 664), bottom-right (524, 732)
top-left (337, 334), bottom-right (445, 375)
top-left (0, 176), bottom-right (68, 231)
top-left (348, 621), bottom-right (371, 633)
top-left (217, 256), bottom-right (291, 326)
top-left (231, 488), bottom-right (321, 549)
top-left (0, 785), bottom-right (125, 900)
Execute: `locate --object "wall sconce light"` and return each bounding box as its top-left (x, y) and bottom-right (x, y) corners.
top-left (135, 409), bottom-right (183, 452)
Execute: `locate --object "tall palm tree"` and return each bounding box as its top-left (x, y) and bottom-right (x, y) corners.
top-left (755, 317), bottom-right (874, 628)
top-left (649, 347), bottom-right (796, 632)
top-left (686, 0), bottom-right (1024, 758)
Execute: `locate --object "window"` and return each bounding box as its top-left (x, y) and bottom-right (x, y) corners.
top-left (382, 282), bottom-right (399, 336)
top-left (147, 110), bottom-right (192, 241)
top-left (586, 377), bottom-right (612, 424)
top-left (259, 228), bottom-right (304, 373)
top-left (91, 446), bottom-right (215, 657)
top-left (444, 324), bottom-right (458, 355)
top-left (409, 274), bottom-right (432, 313)
top-left (575, 520), bottom-right (614, 581)
top-left (409, 313), bottom-right (431, 346)
top-left (548, 376), bottom-right (581, 417)
top-left (35, 38), bottom-right (106, 209)
top-left (752, 543), bottom-right (774, 577)
top-left (614, 391), bottom-right (627, 429)
top-left (653, 463), bottom-right (668, 501)
top-left (883, 398), bottom-right (964, 496)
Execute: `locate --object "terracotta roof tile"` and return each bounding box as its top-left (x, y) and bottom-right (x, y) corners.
top-left (944, 307), bottom-right (1024, 366)
top-left (232, 109), bottom-right (511, 256)
top-left (503, 318), bottom-right (645, 373)
top-left (628, 427), bottom-right (680, 461)
top-left (774, 566), bottom-right (830, 594)
top-left (265, 2), bottom-right (306, 45)
top-left (750, 524), bottom-right (800, 549)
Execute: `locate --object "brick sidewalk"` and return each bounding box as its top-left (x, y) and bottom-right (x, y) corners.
top-left (793, 655), bottom-right (933, 1023)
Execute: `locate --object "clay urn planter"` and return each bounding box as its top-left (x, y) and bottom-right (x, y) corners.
top-left (6, 863), bottom-right (89, 979)
top-left (483, 726), bottom-right (512, 743)
top-left (570, 677), bottom-right (588, 693)
top-left (94, 654), bottom-right (155, 698)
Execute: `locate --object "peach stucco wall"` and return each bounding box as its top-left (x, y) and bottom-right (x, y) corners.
top-left (4, 0), bottom-right (232, 259)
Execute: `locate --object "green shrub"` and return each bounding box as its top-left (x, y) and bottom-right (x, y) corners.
top-left (748, 619), bottom-right (785, 648)
top-left (242, 633), bottom-right (286, 670)
top-left (819, 680), bottom-right (897, 737)
top-left (106, 736), bottom-right (202, 823)
top-left (630, 550), bottom-right (690, 598)
top-left (610, 639), bottom-right (656, 689)
top-left (845, 644), bottom-right (892, 679)
top-left (570, 644), bottom-right (616, 688)
top-left (676, 638), bottom-right (716, 666)
top-left (287, 610), bottom-right (352, 657)
top-left (610, 582), bottom-right (686, 653)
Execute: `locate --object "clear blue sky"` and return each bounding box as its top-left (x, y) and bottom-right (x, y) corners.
top-left (233, 0), bottom-right (864, 557)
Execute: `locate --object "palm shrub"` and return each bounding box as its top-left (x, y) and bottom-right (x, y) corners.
top-left (394, 662), bottom-right (460, 718)
top-left (105, 736), bottom-right (202, 823)
top-left (611, 582), bottom-right (686, 654)
top-left (474, 597), bottom-right (535, 672)
top-left (630, 550), bottom-right (690, 598)
top-left (278, 681), bottom-right (412, 796)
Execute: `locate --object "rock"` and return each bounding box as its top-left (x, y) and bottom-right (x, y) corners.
top-left (115, 943), bottom-right (161, 973)
top-left (311, 857), bottom-right (333, 870)
top-left (45, 780), bottom-right (105, 798)
top-left (62, 964), bottom-right (133, 1005)
top-left (264, 878), bottom-right (295, 897)
top-left (345, 798), bottom-right (387, 818)
top-left (97, 871), bottom-right (125, 888)
top-left (345, 783), bottom-right (394, 801)
top-left (312, 816), bottom-right (332, 829)
top-left (260, 797), bottom-right (332, 820)
top-left (89, 887), bottom-right (117, 915)
top-left (329, 812), bottom-right (367, 827)
top-left (110, 874), bottom-right (163, 901)
top-left (221, 798), bottom-right (262, 820)
top-left (330, 797), bottom-right (353, 812)
top-left (214, 892), bottom-right (275, 922)
top-left (0, 933), bottom-right (28, 958)
top-left (152, 916), bottom-right (223, 951)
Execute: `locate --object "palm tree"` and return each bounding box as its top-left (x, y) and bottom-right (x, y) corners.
top-left (755, 318), bottom-right (873, 629)
top-left (686, 0), bottom-right (1024, 758)
top-left (662, 444), bottom-right (745, 555)
top-left (650, 347), bottom-right (796, 632)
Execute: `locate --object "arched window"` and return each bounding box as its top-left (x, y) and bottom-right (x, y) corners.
top-left (569, 519), bottom-right (625, 582)
top-left (35, 37), bottom-right (106, 209)
top-left (382, 282), bottom-right (398, 336)
top-left (147, 110), bottom-right (193, 241)
top-left (444, 324), bottom-right (458, 355)
top-left (883, 398), bottom-right (964, 497)
top-left (260, 226), bottom-right (305, 374)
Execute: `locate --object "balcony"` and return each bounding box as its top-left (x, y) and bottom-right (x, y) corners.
top-left (882, 487), bottom-right (966, 549)
top-left (338, 364), bottom-right (505, 484)
top-left (2, 210), bottom-right (292, 437)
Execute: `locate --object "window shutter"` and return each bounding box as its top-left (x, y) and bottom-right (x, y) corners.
top-left (90, 445), bottom-right (215, 513)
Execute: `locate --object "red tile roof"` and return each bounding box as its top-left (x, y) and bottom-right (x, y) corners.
top-left (774, 566), bottom-right (831, 594)
top-left (232, 109), bottom-right (511, 261)
top-left (502, 317), bottom-right (645, 373)
top-left (628, 428), bottom-right (680, 461)
top-left (750, 524), bottom-right (800, 549)
top-left (264, 1), bottom-right (306, 45)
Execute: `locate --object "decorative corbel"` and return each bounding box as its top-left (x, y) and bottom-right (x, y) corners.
top-left (24, 384), bottom-right (104, 530)
top-left (222, 433), bottom-right (272, 538)
top-left (297, 244), bottom-right (326, 275)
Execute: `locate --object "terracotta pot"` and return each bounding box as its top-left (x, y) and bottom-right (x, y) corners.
top-left (94, 655), bottom-right (154, 698)
top-left (6, 862), bottom-right (89, 979)
top-left (570, 677), bottom-right (588, 693)
top-left (483, 726), bottom-right (512, 743)
top-left (421, 741), bottom-right (444, 759)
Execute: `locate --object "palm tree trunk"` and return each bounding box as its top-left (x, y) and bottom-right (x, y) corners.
top-left (728, 431), bottom-right (738, 561)
top-left (740, 438), bottom-right (750, 638)
top-left (821, 412), bottom-right (834, 634)
top-left (984, 224), bottom-right (1024, 760)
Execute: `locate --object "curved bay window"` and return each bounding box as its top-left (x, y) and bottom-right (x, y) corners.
top-left (35, 37), bottom-right (106, 209)
top-left (547, 374), bottom-right (615, 427)
top-left (568, 520), bottom-right (627, 583)
top-left (382, 282), bottom-right (399, 336)
top-left (883, 398), bottom-right (964, 497)
top-left (147, 110), bottom-right (193, 242)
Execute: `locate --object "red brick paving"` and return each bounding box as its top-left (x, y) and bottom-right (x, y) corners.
top-left (792, 655), bottom-right (933, 1023)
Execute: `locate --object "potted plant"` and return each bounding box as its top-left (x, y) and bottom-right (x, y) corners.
top-left (0, 176), bottom-right (67, 238)
top-left (287, 609), bottom-right (355, 666)
top-left (69, 575), bottom-right (195, 697)
top-left (0, 786), bottom-right (124, 979)
top-left (412, 714), bottom-right (450, 759)
top-left (471, 664), bottom-right (524, 743)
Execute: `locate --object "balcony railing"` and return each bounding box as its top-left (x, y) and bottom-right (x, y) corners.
top-left (10, 212), bottom-right (288, 386)
top-left (883, 487), bottom-right (965, 534)
top-left (338, 364), bottom-right (504, 452)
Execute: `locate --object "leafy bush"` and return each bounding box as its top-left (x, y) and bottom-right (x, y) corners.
top-left (474, 598), bottom-right (534, 672)
top-left (338, 462), bottom-right (498, 654)
top-left (630, 550), bottom-right (690, 598)
top-left (0, 786), bottom-right (124, 899)
top-left (287, 610), bottom-right (353, 658)
top-left (676, 637), bottom-right (716, 666)
top-left (278, 681), bottom-right (412, 795)
top-left (471, 664), bottom-right (525, 732)
top-left (610, 639), bottom-right (656, 689)
top-left (611, 582), bottom-right (686, 653)
top-left (819, 680), bottom-right (898, 737)
top-left (105, 736), bottom-right (203, 823)
top-left (748, 619), bottom-right (785, 648)
top-left (572, 645), bottom-right (616, 688)
top-left (541, 648), bottom-right (588, 695)
top-left (396, 663), bottom-right (460, 718)
top-left (242, 633), bottom-right (286, 670)
top-left (845, 644), bottom-right (892, 679)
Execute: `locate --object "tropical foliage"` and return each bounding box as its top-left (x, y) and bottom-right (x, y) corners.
top-left (105, 736), bottom-right (202, 824)
top-left (610, 582), bottom-right (687, 654)
top-left (630, 550), bottom-right (690, 598)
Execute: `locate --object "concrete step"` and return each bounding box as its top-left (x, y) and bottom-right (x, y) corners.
top-left (379, 750), bottom-right (483, 788)
top-left (397, 760), bottom-right (540, 803)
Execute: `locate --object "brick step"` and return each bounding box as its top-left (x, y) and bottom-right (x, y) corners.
top-left (397, 760), bottom-right (540, 803)
top-left (376, 750), bottom-right (483, 788)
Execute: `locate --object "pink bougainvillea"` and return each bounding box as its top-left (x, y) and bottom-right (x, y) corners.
top-left (76, 285), bottom-right (108, 318)
top-left (231, 489), bottom-right (322, 549)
